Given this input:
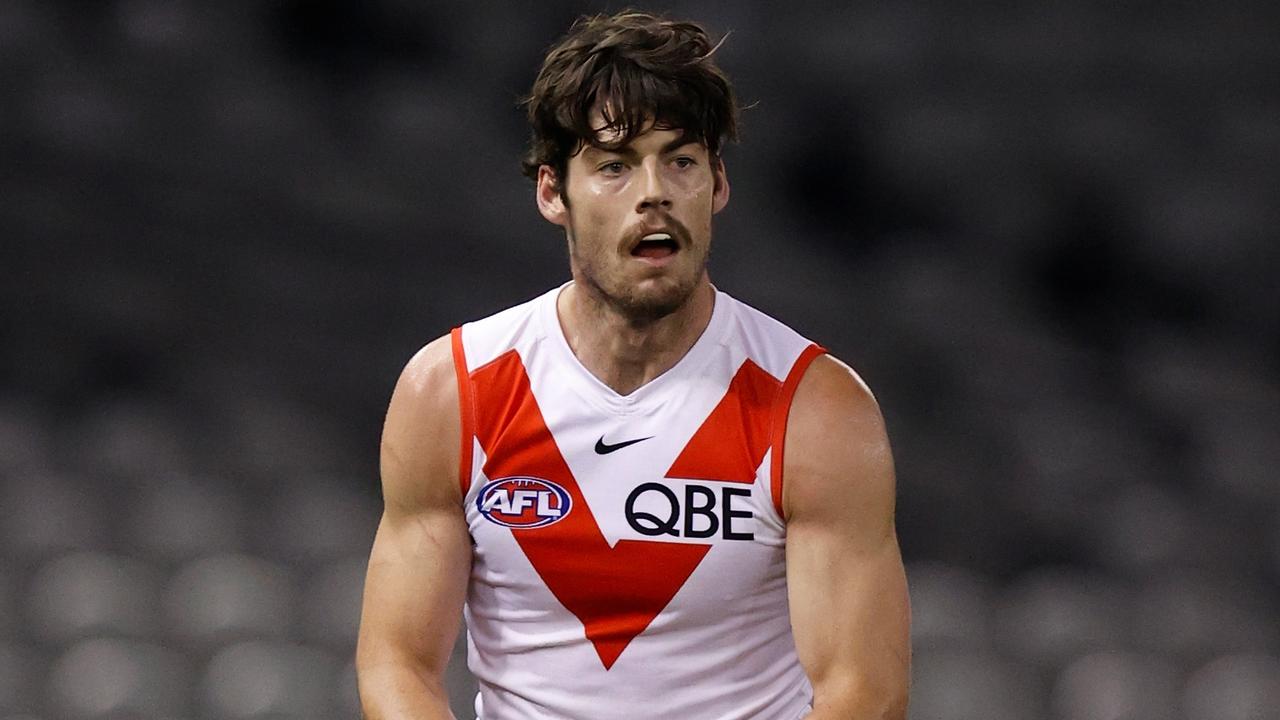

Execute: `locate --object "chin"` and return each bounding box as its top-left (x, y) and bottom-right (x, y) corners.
top-left (610, 277), bottom-right (698, 323)
top-left (574, 248), bottom-right (707, 323)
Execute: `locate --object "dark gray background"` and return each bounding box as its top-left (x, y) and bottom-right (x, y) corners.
top-left (2, 1), bottom-right (1278, 718)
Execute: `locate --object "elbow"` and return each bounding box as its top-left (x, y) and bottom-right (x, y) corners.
top-left (881, 688), bottom-right (910, 720)
top-left (356, 649), bottom-right (453, 719)
top-left (869, 681), bottom-right (911, 720)
top-left (819, 695), bottom-right (908, 720)
top-left (869, 679), bottom-right (910, 720)
top-left (813, 676), bottom-right (909, 720)
top-left (856, 694), bottom-right (911, 720)
top-left (355, 658), bottom-right (397, 720)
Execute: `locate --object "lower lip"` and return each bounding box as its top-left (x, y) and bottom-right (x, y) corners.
top-left (631, 250), bottom-right (678, 267)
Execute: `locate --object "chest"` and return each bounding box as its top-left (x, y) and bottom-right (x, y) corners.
top-left (463, 375), bottom-right (788, 624)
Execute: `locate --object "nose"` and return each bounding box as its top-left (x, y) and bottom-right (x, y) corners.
top-left (635, 159), bottom-right (672, 212)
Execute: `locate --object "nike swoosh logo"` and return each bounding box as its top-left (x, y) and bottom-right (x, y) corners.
top-left (594, 435), bottom-right (653, 455)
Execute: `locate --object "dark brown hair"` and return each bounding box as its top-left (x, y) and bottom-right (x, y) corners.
top-left (520, 10), bottom-right (739, 187)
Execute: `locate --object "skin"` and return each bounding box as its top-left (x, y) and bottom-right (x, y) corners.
top-left (535, 113), bottom-right (729, 396)
top-left (784, 356), bottom-right (912, 718)
top-left (357, 336), bottom-right (469, 719)
top-left (356, 113), bottom-right (911, 718)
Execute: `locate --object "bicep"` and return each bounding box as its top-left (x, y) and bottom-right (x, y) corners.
top-left (358, 336), bottom-right (472, 679)
top-left (359, 505), bottom-right (471, 674)
top-left (787, 516), bottom-right (910, 701)
top-left (784, 356), bottom-right (911, 712)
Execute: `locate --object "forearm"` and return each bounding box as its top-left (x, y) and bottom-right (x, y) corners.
top-left (803, 641), bottom-right (910, 720)
top-left (807, 708), bottom-right (904, 720)
top-left (358, 662), bottom-right (458, 720)
top-left (805, 686), bottom-right (908, 720)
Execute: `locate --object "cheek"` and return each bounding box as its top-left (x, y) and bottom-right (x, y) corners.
top-left (581, 203), bottom-right (618, 233)
top-left (674, 172), bottom-right (716, 204)
top-left (567, 203), bottom-right (622, 250)
top-left (576, 194), bottom-right (628, 230)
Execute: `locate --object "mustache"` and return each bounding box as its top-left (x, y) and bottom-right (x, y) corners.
top-left (627, 216), bottom-right (692, 247)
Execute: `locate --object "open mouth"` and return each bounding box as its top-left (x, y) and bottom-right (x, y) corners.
top-left (631, 232), bottom-right (679, 259)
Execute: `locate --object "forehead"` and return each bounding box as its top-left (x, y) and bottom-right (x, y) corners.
top-left (581, 104), bottom-right (700, 152)
top-left (579, 130), bottom-right (696, 160)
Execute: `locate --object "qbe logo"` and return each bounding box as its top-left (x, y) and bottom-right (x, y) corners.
top-left (476, 477), bottom-right (573, 529)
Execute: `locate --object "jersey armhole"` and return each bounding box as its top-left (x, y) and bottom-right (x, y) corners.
top-left (450, 327), bottom-right (476, 496)
top-left (769, 343), bottom-right (826, 519)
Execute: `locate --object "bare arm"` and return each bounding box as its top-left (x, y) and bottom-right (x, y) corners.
top-left (357, 336), bottom-right (472, 720)
top-left (784, 355), bottom-right (911, 719)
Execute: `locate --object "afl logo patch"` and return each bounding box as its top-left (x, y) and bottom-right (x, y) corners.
top-left (476, 477), bottom-right (572, 529)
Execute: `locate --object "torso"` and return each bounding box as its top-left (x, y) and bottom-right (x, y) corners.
top-left (451, 284), bottom-right (824, 719)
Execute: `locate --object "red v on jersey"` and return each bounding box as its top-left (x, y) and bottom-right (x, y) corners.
top-left (470, 351), bottom-right (711, 670)
top-left (664, 358), bottom-right (780, 483)
top-left (470, 351), bottom-right (788, 669)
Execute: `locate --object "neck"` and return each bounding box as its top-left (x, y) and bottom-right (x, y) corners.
top-left (556, 277), bottom-right (715, 396)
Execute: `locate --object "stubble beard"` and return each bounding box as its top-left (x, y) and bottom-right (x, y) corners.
top-left (568, 230), bottom-right (709, 326)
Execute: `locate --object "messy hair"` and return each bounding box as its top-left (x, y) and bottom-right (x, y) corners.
top-left (520, 10), bottom-right (739, 188)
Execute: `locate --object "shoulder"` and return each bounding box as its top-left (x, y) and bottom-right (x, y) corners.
top-left (388, 335), bottom-right (458, 426)
top-left (380, 334), bottom-right (462, 513)
top-left (781, 354), bottom-right (895, 526)
top-left (790, 354), bottom-right (883, 432)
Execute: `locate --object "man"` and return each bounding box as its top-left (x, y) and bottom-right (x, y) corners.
top-left (357, 10), bottom-right (910, 719)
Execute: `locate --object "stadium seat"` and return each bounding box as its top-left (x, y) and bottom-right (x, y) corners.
top-left (264, 484), bottom-right (377, 563)
top-left (127, 476), bottom-right (246, 561)
top-left (0, 474), bottom-right (107, 560)
top-left (0, 643), bottom-right (39, 713)
top-left (910, 649), bottom-right (1044, 720)
top-left (905, 561), bottom-right (994, 650)
top-left (47, 637), bottom-right (186, 717)
top-left (1085, 482), bottom-right (1191, 575)
top-left (26, 552), bottom-right (161, 643)
top-left (300, 556), bottom-right (365, 649)
top-left (1124, 328), bottom-right (1279, 427)
top-left (0, 401), bottom-right (52, 475)
top-left (1183, 654), bottom-right (1280, 720)
top-left (200, 640), bottom-right (340, 718)
top-left (1133, 573), bottom-right (1278, 659)
top-left (163, 554), bottom-right (293, 645)
top-left (446, 627), bottom-right (478, 720)
top-left (219, 398), bottom-right (345, 480)
top-left (994, 568), bottom-right (1131, 667)
top-left (1052, 651), bottom-right (1182, 720)
top-left (334, 657), bottom-right (361, 720)
top-left (1272, 513), bottom-right (1280, 583)
top-left (73, 400), bottom-right (190, 478)
top-left (1197, 408), bottom-right (1280, 506)
top-left (1135, 173), bottom-right (1270, 297)
top-left (0, 564), bottom-right (13, 640)
top-left (1008, 397), bottom-right (1151, 532)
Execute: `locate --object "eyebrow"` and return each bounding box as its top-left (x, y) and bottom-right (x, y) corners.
top-left (585, 134), bottom-right (697, 160)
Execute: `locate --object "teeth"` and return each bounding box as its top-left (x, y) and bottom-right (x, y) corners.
top-left (642, 233), bottom-right (673, 241)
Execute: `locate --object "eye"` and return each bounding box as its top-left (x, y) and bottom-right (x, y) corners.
top-left (598, 161), bottom-right (626, 175)
top-left (673, 156), bottom-right (696, 169)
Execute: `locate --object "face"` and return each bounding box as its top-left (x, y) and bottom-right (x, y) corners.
top-left (536, 114), bottom-right (730, 322)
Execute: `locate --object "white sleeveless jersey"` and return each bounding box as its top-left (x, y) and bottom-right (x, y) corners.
top-left (450, 284), bottom-right (825, 720)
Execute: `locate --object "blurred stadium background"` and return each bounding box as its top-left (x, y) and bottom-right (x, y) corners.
top-left (2, 1), bottom-right (1278, 718)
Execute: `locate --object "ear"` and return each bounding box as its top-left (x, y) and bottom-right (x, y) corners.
top-left (711, 156), bottom-right (730, 215)
top-left (536, 165), bottom-right (568, 226)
